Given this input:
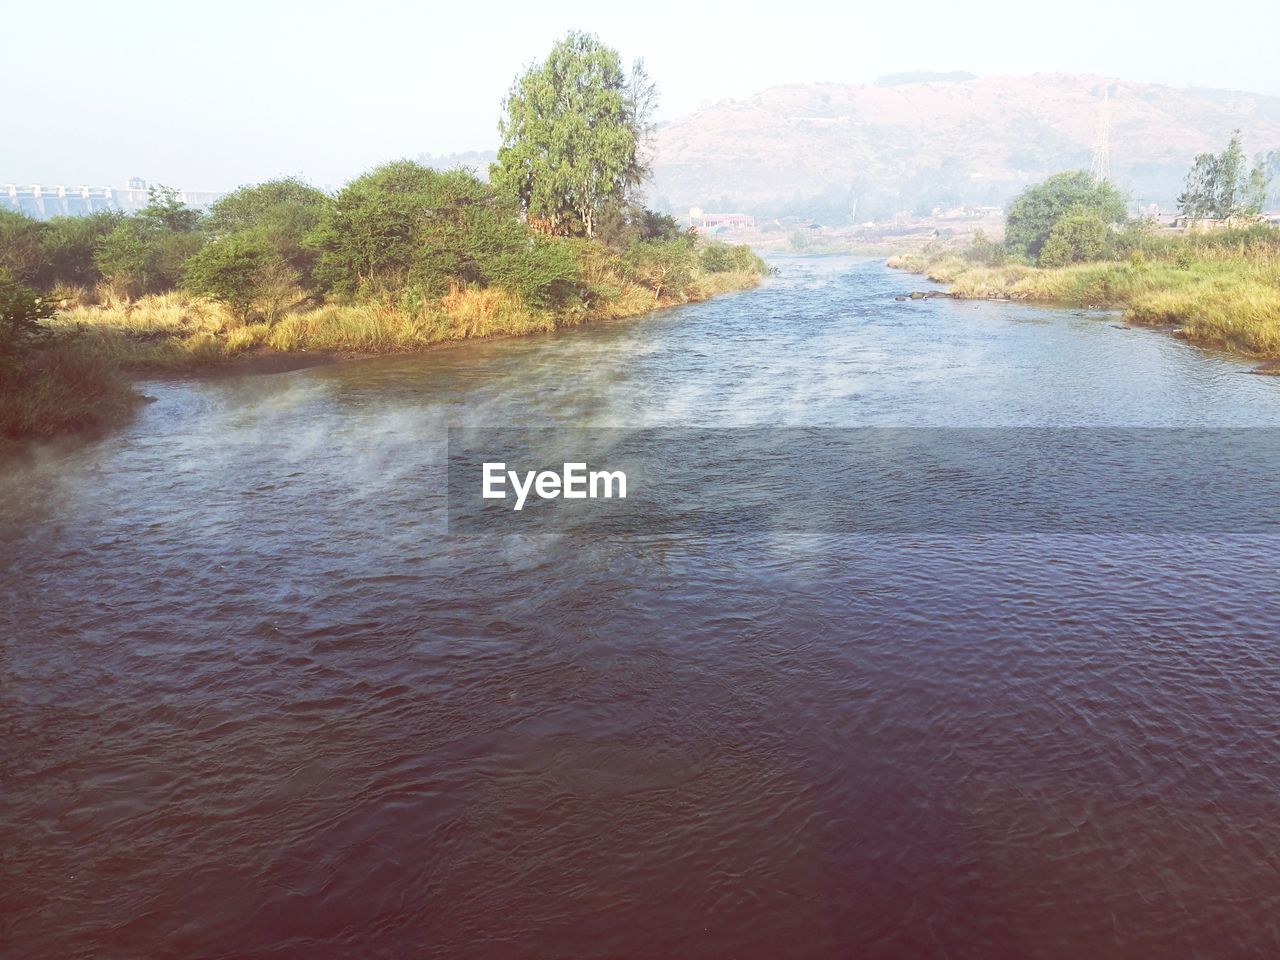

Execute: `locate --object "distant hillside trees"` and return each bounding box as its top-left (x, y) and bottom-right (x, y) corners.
top-left (1004, 172), bottom-right (1127, 263)
top-left (1178, 131), bottom-right (1271, 220)
top-left (491, 32), bottom-right (655, 238)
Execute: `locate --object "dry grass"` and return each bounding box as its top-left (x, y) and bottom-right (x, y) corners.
top-left (46, 265), bottom-right (764, 373)
top-left (4, 248), bottom-right (765, 444)
top-left (1, 339), bottom-right (141, 442)
top-left (890, 251), bottom-right (1280, 358)
top-left (688, 269), bottom-right (765, 300)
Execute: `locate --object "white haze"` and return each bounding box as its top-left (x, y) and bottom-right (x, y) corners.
top-left (3, 0), bottom-right (1279, 191)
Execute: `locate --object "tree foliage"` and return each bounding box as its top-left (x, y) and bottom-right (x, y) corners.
top-left (40, 212), bottom-right (124, 289)
top-left (139, 185), bottom-right (203, 233)
top-left (183, 233), bottom-right (298, 322)
top-left (1004, 172), bottom-right (1126, 259)
top-left (593, 201), bottom-right (684, 252)
top-left (95, 216), bottom-right (205, 299)
top-left (0, 270), bottom-right (54, 360)
top-left (626, 238), bottom-right (696, 300)
top-left (0, 209), bottom-right (47, 287)
top-left (1264, 149), bottom-right (1280, 207)
top-left (309, 161), bottom-right (580, 306)
top-left (491, 32), bottom-right (654, 237)
top-left (1178, 131), bottom-right (1270, 220)
top-left (1037, 207), bottom-right (1111, 267)
top-left (207, 178), bottom-right (331, 287)
top-left (92, 188), bottom-right (206, 298)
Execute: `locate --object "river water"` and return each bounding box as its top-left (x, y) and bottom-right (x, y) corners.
top-left (4, 255), bottom-right (1280, 958)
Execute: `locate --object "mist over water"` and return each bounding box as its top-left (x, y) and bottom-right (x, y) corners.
top-left (4, 256), bottom-right (1280, 958)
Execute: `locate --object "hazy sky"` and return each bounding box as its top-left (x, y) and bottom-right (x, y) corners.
top-left (5, 0), bottom-right (1278, 191)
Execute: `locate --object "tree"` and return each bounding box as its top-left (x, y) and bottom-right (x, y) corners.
top-left (40, 211), bottom-right (124, 290)
top-left (1177, 131), bottom-right (1270, 220)
top-left (0, 270), bottom-right (54, 362)
top-left (95, 216), bottom-right (205, 299)
top-left (206, 178), bottom-right (331, 287)
top-left (1178, 153), bottom-right (1220, 219)
top-left (491, 32), bottom-right (654, 237)
top-left (0, 210), bottom-right (47, 287)
top-left (308, 161), bottom-right (580, 307)
top-left (1037, 207), bottom-right (1111, 266)
top-left (310, 161), bottom-right (476, 294)
top-left (92, 187), bottom-right (205, 298)
top-left (140, 185), bottom-right (203, 232)
top-left (626, 238), bottom-right (695, 300)
top-left (1004, 171), bottom-right (1127, 259)
top-left (183, 233), bottom-right (298, 323)
top-left (1264, 150), bottom-right (1280, 207)
top-left (1005, 172), bottom-right (1126, 258)
top-left (593, 201), bottom-right (683, 252)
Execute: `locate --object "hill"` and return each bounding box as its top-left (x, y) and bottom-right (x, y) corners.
top-left (647, 73), bottom-right (1280, 220)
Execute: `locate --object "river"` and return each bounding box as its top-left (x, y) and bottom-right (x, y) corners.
top-left (3, 255), bottom-right (1280, 958)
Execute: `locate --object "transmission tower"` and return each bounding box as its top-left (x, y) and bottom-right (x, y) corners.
top-left (1090, 92), bottom-right (1112, 184)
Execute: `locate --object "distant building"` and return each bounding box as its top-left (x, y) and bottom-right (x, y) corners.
top-left (1170, 215), bottom-right (1267, 231)
top-left (1, 181), bottom-right (224, 219)
top-left (688, 207), bottom-right (756, 233)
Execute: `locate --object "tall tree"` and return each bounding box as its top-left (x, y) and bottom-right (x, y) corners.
top-left (140, 185), bottom-right (203, 232)
top-left (491, 32), bottom-right (654, 238)
top-left (1178, 131), bottom-right (1269, 220)
top-left (1264, 150), bottom-right (1280, 207)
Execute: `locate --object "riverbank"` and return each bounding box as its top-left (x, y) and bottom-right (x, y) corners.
top-left (888, 247), bottom-right (1280, 359)
top-left (1, 263), bottom-right (763, 445)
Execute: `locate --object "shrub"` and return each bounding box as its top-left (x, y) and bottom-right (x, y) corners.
top-left (700, 241), bottom-right (766, 274)
top-left (0, 339), bottom-right (137, 440)
top-left (207, 178), bottom-right (331, 288)
top-left (183, 232), bottom-right (300, 323)
top-left (0, 210), bottom-right (47, 286)
top-left (95, 217), bottom-right (205, 299)
top-left (1005, 171), bottom-right (1126, 258)
top-left (963, 229), bottom-right (1007, 266)
top-left (310, 161), bottom-right (583, 307)
top-left (39, 211), bottom-right (123, 290)
top-left (1038, 208), bottom-right (1110, 267)
top-left (0, 271), bottom-right (137, 440)
top-left (626, 238), bottom-right (697, 300)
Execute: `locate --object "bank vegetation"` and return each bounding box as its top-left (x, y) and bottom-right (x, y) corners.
top-left (889, 138), bottom-right (1280, 359)
top-left (0, 33), bottom-right (766, 443)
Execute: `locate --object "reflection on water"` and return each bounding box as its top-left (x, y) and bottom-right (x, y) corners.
top-left (3, 256), bottom-right (1280, 959)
